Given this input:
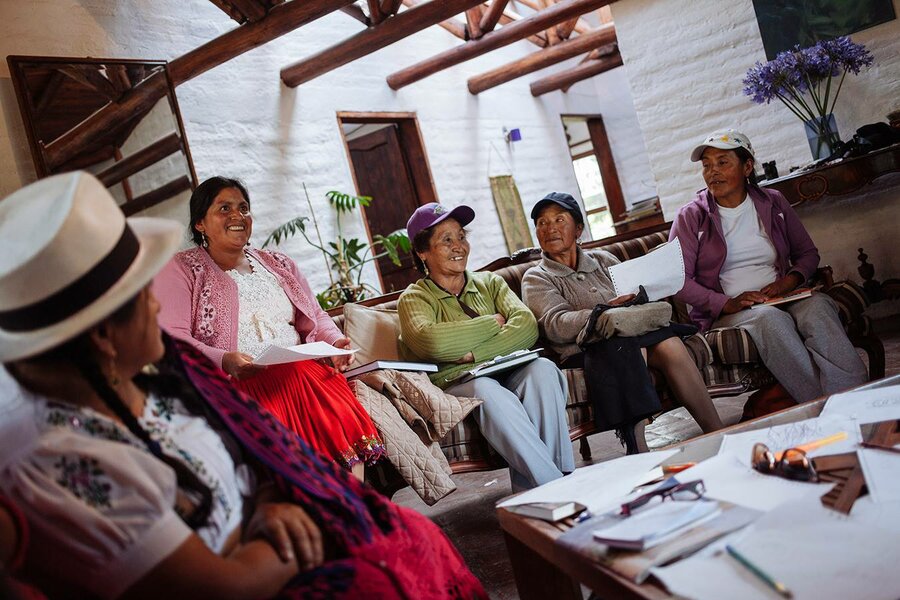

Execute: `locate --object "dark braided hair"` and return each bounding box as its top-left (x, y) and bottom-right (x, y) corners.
top-left (8, 295), bottom-right (213, 530)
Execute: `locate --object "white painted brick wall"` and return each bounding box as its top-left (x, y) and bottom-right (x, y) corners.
top-left (612, 0), bottom-right (900, 281)
top-left (0, 0), bottom-right (656, 295)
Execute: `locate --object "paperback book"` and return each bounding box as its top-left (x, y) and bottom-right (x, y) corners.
top-left (504, 501), bottom-right (587, 523)
top-left (344, 360), bottom-right (438, 379)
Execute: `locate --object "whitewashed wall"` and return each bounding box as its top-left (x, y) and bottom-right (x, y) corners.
top-left (611, 0), bottom-right (900, 282)
top-left (0, 0), bottom-right (655, 294)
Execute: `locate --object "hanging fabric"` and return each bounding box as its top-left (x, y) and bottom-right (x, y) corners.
top-left (487, 142), bottom-right (533, 254)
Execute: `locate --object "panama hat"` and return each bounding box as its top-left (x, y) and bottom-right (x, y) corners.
top-left (690, 129), bottom-right (755, 162)
top-left (0, 172), bottom-right (182, 362)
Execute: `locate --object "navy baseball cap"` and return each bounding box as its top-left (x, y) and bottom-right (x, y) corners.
top-left (530, 192), bottom-right (583, 222)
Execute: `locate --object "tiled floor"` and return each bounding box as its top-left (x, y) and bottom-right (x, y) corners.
top-left (392, 318), bottom-right (900, 599)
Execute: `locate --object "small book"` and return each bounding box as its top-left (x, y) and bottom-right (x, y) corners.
top-left (453, 349), bottom-right (541, 384)
top-left (751, 287), bottom-right (815, 309)
top-left (591, 499), bottom-right (720, 551)
top-left (505, 501), bottom-right (586, 522)
top-left (344, 360), bottom-right (438, 379)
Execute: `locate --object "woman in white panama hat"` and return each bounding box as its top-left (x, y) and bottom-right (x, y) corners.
top-left (0, 173), bottom-right (485, 600)
top-left (669, 129), bottom-right (867, 403)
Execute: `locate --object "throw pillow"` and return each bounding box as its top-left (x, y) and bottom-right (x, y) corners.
top-left (343, 302), bottom-right (401, 365)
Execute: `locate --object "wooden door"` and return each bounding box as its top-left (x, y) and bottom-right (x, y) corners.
top-left (348, 125), bottom-right (422, 293)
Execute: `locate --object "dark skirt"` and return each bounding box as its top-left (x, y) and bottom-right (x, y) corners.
top-left (571, 323), bottom-right (697, 431)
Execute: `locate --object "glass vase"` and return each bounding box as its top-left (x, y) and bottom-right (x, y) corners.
top-left (804, 113), bottom-right (840, 161)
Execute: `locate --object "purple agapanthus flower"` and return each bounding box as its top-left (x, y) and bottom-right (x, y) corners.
top-left (743, 37), bottom-right (873, 126)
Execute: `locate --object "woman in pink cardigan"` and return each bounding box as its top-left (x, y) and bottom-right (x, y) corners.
top-left (154, 177), bottom-right (383, 477)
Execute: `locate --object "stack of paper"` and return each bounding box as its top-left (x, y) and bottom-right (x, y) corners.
top-left (592, 500), bottom-right (721, 551)
top-left (254, 341), bottom-right (357, 366)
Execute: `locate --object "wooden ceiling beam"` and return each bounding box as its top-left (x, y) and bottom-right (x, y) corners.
top-left (97, 132), bottom-right (183, 187)
top-left (207, 0), bottom-right (245, 23)
top-left (380, 0), bottom-right (403, 15)
top-left (43, 0), bottom-right (355, 169)
top-left (367, 0), bottom-right (386, 24)
top-left (538, 0), bottom-right (560, 45)
top-left (122, 175), bottom-right (193, 216)
top-left (556, 16), bottom-right (579, 39)
top-left (58, 65), bottom-right (122, 102)
top-left (386, 0), bottom-right (615, 90)
top-left (496, 10), bottom-right (548, 47)
top-left (228, 0), bottom-right (269, 22)
top-left (465, 6), bottom-right (484, 38)
top-left (340, 4), bottom-right (371, 25)
top-left (479, 0), bottom-right (510, 33)
top-left (529, 50), bottom-right (622, 96)
top-left (105, 64), bottom-right (132, 95)
top-left (280, 0), bottom-right (485, 88)
top-left (400, 0), bottom-right (467, 39)
top-left (467, 22), bottom-right (615, 94)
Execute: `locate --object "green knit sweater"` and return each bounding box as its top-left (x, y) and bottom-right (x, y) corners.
top-left (398, 271), bottom-right (539, 388)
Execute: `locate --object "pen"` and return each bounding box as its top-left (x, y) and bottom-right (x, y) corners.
top-left (662, 462), bottom-right (696, 475)
top-left (774, 431), bottom-right (847, 461)
top-left (725, 544), bottom-right (793, 599)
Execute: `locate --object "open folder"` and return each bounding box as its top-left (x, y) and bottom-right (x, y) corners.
top-left (254, 341), bottom-right (357, 366)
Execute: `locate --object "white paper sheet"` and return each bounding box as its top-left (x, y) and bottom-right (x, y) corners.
top-left (858, 448), bottom-right (900, 503)
top-left (819, 385), bottom-right (900, 423)
top-left (254, 341), bottom-right (357, 366)
top-left (717, 414), bottom-right (862, 466)
top-left (673, 453), bottom-right (831, 512)
top-left (652, 497), bottom-right (900, 600)
top-left (497, 449), bottom-right (678, 512)
top-left (607, 238), bottom-right (685, 301)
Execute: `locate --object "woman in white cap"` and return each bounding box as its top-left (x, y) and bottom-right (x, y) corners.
top-left (0, 173), bottom-right (485, 599)
top-left (398, 203), bottom-right (575, 491)
top-left (669, 130), bottom-right (867, 402)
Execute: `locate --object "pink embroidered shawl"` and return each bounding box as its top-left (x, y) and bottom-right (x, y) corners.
top-left (154, 247), bottom-right (342, 367)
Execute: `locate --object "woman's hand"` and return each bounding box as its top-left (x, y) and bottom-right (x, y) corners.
top-left (222, 352), bottom-right (266, 380)
top-left (244, 502), bottom-right (324, 570)
top-left (329, 337), bottom-right (355, 372)
top-left (721, 291), bottom-right (768, 314)
top-left (760, 273), bottom-right (804, 299)
top-left (455, 352), bottom-right (475, 364)
top-left (608, 294), bottom-right (636, 306)
top-left (493, 313), bottom-right (507, 327)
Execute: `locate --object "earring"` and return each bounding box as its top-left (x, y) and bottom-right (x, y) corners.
top-left (201, 233), bottom-right (209, 248)
top-left (423, 262), bottom-right (430, 276)
top-left (108, 361), bottom-right (121, 387)
top-left (246, 240), bottom-right (251, 247)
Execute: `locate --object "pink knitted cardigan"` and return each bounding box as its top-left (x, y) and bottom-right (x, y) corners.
top-left (154, 246), bottom-right (342, 368)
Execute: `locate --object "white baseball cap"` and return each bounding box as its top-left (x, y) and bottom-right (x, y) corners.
top-left (690, 129), bottom-right (755, 162)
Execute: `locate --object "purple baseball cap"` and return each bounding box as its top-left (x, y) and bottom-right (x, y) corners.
top-left (406, 202), bottom-right (475, 241)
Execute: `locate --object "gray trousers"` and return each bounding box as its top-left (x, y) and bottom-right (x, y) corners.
top-left (713, 292), bottom-right (868, 402)
top-left (446, 357), bottom-right (575, 490)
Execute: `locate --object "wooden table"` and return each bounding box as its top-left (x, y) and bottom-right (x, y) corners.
top-left (497, 376), bottom-right (900, 600)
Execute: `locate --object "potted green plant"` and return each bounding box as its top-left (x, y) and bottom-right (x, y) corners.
top-left (263, 184), bottom-right (410, 309)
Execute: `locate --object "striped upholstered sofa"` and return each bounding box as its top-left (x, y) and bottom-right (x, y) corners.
top-left (330, 222), bottom-right (882, 496)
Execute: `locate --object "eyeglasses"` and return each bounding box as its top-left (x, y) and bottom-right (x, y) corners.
top-left (620, 479), bottom-right (706, 516)
top-left (751, 442), bottom-right (819, 482)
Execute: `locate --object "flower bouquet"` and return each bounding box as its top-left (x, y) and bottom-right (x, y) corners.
top-left (743, 37), bottom-right (874, 160)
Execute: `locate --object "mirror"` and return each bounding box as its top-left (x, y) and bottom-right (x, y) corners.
top-left (7, 56), bottom-right (197, 215)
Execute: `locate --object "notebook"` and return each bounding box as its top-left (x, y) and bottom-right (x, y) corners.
top-left (344, 360), bottom-right (437, 379)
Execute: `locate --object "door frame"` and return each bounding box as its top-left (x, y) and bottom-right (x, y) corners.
top-left (337, 111), bottom-right (438, 290)
top-left (560, 113), bottom-right (627, 221)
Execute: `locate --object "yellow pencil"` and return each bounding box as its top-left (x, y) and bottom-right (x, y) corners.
top-left (774, 431), bottom-right (847, 461)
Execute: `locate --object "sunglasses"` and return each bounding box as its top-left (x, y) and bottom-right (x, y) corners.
top-left (752, 442), bottom-right (819, 482)
top-left (620, 479), bottom-right (706, 516)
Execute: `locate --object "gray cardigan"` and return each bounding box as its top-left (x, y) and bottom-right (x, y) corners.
top-left (521, 247), bottom-right (621, 361)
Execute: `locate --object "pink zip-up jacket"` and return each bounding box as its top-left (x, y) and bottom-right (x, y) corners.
top-left (153, 246), bottom-right (342, 368)
top-left (668, 186), bottom-right (820, 332)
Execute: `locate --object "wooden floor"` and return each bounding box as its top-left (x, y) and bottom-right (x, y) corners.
top-left (391, 317), bottom-right (900, 599)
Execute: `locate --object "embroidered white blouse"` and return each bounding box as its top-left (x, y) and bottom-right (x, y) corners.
top-left (0, 382), bottom-right (252, 599)
top-left (227, 254), bottom-right (301, 357)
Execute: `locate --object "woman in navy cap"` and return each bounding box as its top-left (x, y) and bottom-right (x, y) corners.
top-left (398, 202), bottom-right (575, 491)
top-left (522, 193), bottom-right (723, 454)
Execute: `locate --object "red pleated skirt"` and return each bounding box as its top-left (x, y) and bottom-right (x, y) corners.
top-left (235, 360), bottom-right (384, 468)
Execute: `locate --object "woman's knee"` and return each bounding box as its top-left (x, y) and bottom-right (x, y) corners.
top-left (648, 337), bottom-right (690, 369)
top-left (752, 306), bottom-right (797, 337)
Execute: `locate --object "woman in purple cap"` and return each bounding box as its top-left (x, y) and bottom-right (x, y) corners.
top-left (669, 130), bottom-right (866, 402)
top-left (398, 203), bottom-right (575, 491)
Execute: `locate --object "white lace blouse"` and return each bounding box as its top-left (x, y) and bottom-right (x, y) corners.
top-left (227, 253), bottom-right (301, 356)
top-left (0, 384), bottom-right (253, 599)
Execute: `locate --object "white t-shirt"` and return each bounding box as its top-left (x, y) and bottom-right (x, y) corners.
top-left (717, 197), bottom-right (779, 297)
top-left (0, 386), bottom-right (252, 599)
